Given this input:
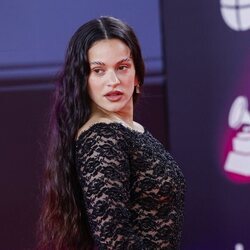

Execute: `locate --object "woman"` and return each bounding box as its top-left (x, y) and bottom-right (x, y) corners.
top-left (38, 16), bottom-right (186, 250)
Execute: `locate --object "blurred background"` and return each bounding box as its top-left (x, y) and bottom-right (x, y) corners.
top-left (1, 0), bottom-right (250, 249)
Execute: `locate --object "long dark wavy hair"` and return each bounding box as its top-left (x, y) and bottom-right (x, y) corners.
top-left (37, 16), bottom-right (145, 249)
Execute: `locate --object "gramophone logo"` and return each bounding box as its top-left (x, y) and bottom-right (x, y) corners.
top-left (224, 96), bottom-right (250, 176)
top-left (220, 0), bottom-right (250, 31)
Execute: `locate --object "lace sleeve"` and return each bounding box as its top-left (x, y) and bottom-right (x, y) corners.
top-left (75, 125), bottom-right (145, 250)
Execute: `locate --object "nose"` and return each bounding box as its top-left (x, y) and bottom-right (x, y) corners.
top-left (107, 70), bottom-right (120, 86)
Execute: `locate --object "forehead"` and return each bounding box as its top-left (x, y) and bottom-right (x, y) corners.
top-left (88, 39), bottom-right (131, 63)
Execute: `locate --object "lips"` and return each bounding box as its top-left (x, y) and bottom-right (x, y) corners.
top-left (104, 90), bottom-right (123, 101)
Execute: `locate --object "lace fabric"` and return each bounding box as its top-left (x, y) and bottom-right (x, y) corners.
top-left (75, 123), bottom-right (186, 250)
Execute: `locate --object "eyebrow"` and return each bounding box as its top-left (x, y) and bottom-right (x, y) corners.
top-left (89, 57), bottom-right (132, 66)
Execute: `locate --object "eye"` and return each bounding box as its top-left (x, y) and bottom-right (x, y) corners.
top-left (92, 68), bottom-right (105, 75)
top-left (118, 65), bottom-right (129, 71)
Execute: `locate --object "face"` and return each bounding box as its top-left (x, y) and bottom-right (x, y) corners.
top-left (87, 39), bottom-right (138, 114)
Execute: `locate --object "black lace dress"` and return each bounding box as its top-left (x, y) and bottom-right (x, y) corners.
top-left (75, 123), bottom-right (186, 250)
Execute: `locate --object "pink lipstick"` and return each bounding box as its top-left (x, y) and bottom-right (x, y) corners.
top-left (104, 90), bottom-right (123, 101)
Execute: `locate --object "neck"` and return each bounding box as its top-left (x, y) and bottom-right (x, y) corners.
top-left (90, 104), bottom-right (134, 127)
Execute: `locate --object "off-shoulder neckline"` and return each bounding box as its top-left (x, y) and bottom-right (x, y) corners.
top-left (76, 122), bottom-right (146, 142)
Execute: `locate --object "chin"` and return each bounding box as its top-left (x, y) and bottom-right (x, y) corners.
top-left (105, 106), bottom-right (125, 113)
top-left (104, 103), bottom-right (129, 113)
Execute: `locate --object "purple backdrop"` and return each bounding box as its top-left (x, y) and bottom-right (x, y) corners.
top-left (162, 1), bottom-right (250, 249)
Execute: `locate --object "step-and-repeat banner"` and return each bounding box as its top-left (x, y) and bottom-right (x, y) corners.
top-left (163, 1), bottom-right (250, 249)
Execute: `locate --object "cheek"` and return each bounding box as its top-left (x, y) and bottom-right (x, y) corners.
top-left (87, 78), bottom-right (99, 98)
top-left (120, 70), bottom-right (135, 82)
top-left (123, 74), bottom-right (136, 89)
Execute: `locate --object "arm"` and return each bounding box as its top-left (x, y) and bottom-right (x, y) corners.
top-left (76, 128), bottom-right (145, 250)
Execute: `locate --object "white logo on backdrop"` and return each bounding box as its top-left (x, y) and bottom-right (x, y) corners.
top-left (224, 96), bottom-right (250, 176)
top-left (220, 0), bottom-right (250, 31)
top-left (235, 243), bottom-right (244, 250)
